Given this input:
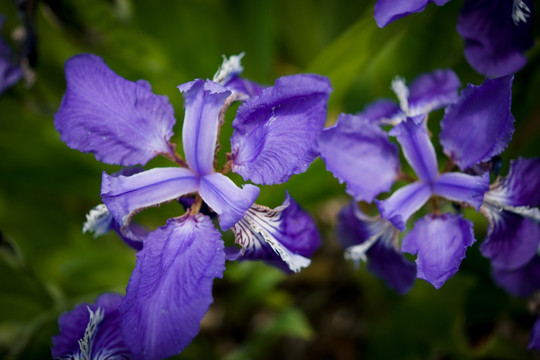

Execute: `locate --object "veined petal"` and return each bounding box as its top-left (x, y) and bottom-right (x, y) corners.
top-left (337, 202), bottom-right (416, 294)
top-left (486, 157), bottom-right (540, 207)
top-left (178, 79), bottom-right (231, 176)
top-left (457, 0), bottom-right (534, 77)
top-left (389, 116), bottom-right (438, 183)
top-left (54, 54), bottom-right (176, 166)
top-left (401, 213), bottom-right (476, 289)
top-left (119, 215), bottom-right (225, 360)
top-left (377, 182), bottom-right (432, 231)
top-left (101, 167), bottom-right (200, 228)
top-left (480, 202), bottom-right (540, 270)
top-left (319, 114), bottom-right (400, 202)
top-left (52, 293), bottom-right (132, 359)
top-left (374, 0), bottom-right (450, 28)
top-left (440, 76), bottom-right (515, 171)
top-left (432, 172), bottom-right (489, 210)
top-left (229, 193), bottom-right (320, 273)
top-left (357, 99), bottom-right (401, 124)
top-left (199, 173), bottom-right (259, 230)
top-left (230, 74), bottom-right (332, 185)
top-left (408, 69), bottom-right (460, 115)
top-left (492, 255), bottom-right (540, 297)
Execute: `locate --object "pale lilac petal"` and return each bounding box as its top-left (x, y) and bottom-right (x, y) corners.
top-left (357, 99), bottom-right (401, 124)
top-left (374, 0), bottom-right (450, 28)
top-left (178, 79), bottom-right (231, 176)
top-left (199, 172), bottom-right (259, 230)
top-left (230, 74), bottom-right (332, 185)
top-left (377, 182), bottom-right (432, 231)
top-left (487, 157), bottom-right (540, 207)
top-left (389, 117), bottom-right (438, 183)
top-left (319, 114), bottom-right (400, 202)
top-left (54, 54), bottom-right (176, 166)
top-left (52, 293), bottom-right (132, 359)
top-left (457, 0), bottom-right (534, 77)
top-left (432, 172), bottom-right (489, 210)
top-left (440, 76), bottom-right (515, 171)
top-left (402, 213), bottom-right (476, 289)
top-left (408, 69), bottom-right (460, 115)
top-left (492, 255), bottom-right (540, 297)
top-left (120, 215), bottom-right (225, 360)
top-left (529, 316), bottom-right (540, 351)
top-left (229, 193), bottom-right (320, 273)
top-left (480, 204), bottom-right (540, 270)
top-left (101, 167), bottom-right (200, 227)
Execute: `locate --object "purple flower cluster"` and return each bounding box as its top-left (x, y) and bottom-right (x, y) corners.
top-left (374, 0), bottom-right (534, 77)
top-left (51, 53), bottom-right (330, 359)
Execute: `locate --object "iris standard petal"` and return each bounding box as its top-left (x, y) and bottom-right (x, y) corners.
top-left (178, 79), bottom-right (231, 176)
top-left (230, 74), bottom-right (332, 185)
top-left (119, 215), bottom-right (225, 360)
top-left (374, 0), bottom-right (450, 28)
top-left (357, 99), bottom-right (401, 124)
top-left (101, 167), bottom-right (200, 227)
top-left (408, 69), bottom-right (460, 115)
top-left (377, 181), bottom-right (432, 231)
top-left (440, 76), bottom-right (515, 171)
top-left (432, 172), bottom-right (489, 210)
top-left (199, 172), bottom-right (259, 230)
top-left (52, 293), bottom-right (132, 359)
top-left (492, 255), bottom-right (540, 297)
top-left (457, 0), bottom-right (534, 77)
top-left (487, 157), bottom-right (540, 207)
top-left (54, 54), bottom-right (176, 166)
top-left (319, 114), bottom-right (400, 202)
top-left (390, 116), bottom-right (438, 183)
top-left (229, 193), bottom-right (320, 273)
top-left (401, 213), bottom-right (476, 289)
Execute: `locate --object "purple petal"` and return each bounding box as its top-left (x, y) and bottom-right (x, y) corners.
top-left (408, 69), bottom-right (460, 115)
top-left (480, 204), bottom-right (540, 270)
top-left (487, 157), bottom-right (540, 207)
top-left (492, 255), bottom-right (540, 297)
top-left (229, 193), bottom-right (320, 272)
top-left (357, 99), bottom-right (401, 124)
top-left (457, 0), bottom-right (534, 77)
top-left (225, 76), bottom-right (265, 97)
top-left (178, 79), bottom-right (231, 176)
top-left (529, 316), bottom-right (540, 351)
top-left (374, 0), bottom-right (450, 28)
top-left (402, 213), bottom-right (476, 289)
top-left (440, 76), bottom-right (515, 171)
top-left (390, 116), bottom-right (438, 183)
top-left (54, 54), bottom-right (176, 166)
top-left (101, 167), bottom-right (200, 227)
top-left (319, 114), bottom-right (400, 202)
top-left (52, 293), bottom-right (132, 359)
top-left (230, 74), bottom-right (332, 185)
top-left (367, 241), bottom-right (417, 294)
top-left (377, 182), bottom-right (432, 231)
top-left (432, 172), bottom-right (489, 210)
top-left (120, 214), bottom-right (225, 360)
top-left (199, 172), bottom-right (259, 230)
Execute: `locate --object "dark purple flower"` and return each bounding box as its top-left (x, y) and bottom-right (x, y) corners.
top-left (51, 293), bottom-right (133, 359)
top-left (492, 255), bottom-right (540, 297)
top-left (529, 317), bottom-right (540, 351)
top-left (374, 0), bottom-right (450, 28)
top-left (0, 15), bottom-right (23, 95)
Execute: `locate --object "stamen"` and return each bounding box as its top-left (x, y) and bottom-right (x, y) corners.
top-left (391, 77), bottom-right (410, 115)
top-left (83, 204), bottom-right (113, 238)
top-left (513, 0), bottom-right (531, 25)
top-left (213, 52), bottom-right (246, 85)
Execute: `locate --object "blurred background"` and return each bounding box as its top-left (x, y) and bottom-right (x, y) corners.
top-left (1, 0), bottom-right (540, 358)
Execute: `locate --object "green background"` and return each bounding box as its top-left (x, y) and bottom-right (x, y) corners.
top-left (1, 0), bottom-right (539, 359)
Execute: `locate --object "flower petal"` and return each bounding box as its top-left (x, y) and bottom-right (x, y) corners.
top-left (374, 0), bottom-right (450, 28)
top-left (376, 182), bottom-right (432, 231)
top-left (457, 0), bottom-right (534, 77)
top-left (119, 214), bottom-right (225, 360)
top-left (432, 172), bottom-right (489, 210)
top-left (529, 316), bottom-right (540, 351)
top-left (101, 167), bottom-right (200, 227)
top-left (319, 114), bottom-right (400, 202)
top-left (54, 54), bottom-right (176, 166)
top-left (229, 193), bottom-right (320, 273)
top-left (199, 172), bottom-right (259, 230)
top-left (357, 99), bottom-right (401, 124)
top-left (52, 293), bottom-right (132, 359)
top-left (178, 79), bottom-right (231, 176)
top-left (401, 213), bottom-right (476, 289)
top-left (230, 74), bottom-right (332, 185)
top-left (487, 157), bottom-right (540, 207)
top-left (440, 76), bottom-right (515, 171)
top-left (389, 116), bottom-right (438, 183)
top-left (408, 69), bottom-right (460, 115)
top-left (492, 255), bottom-right (540, 297)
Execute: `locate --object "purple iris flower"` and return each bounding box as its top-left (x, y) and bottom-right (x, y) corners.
top-left (0, 15), bottom-right (23, 95)
top-left (55, 54), bottom-right (330, 359)
top-left (374, 0), bottom-right (534, 77)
